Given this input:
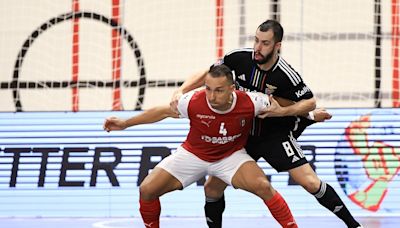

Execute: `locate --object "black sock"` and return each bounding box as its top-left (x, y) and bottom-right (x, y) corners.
top-left (204, 194), bottom-right (225, 228)
top-left (313, 182), bottom-right (360, 228)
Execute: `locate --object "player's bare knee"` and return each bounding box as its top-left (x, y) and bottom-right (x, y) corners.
top-left (139, 182), bottom-right (157, 200)
top-left (204, 182), bottom-right (224, 198)
top-left (253, 178), bottom-right (274, 198)
top-left (300, 176), bottom-right (321, 193)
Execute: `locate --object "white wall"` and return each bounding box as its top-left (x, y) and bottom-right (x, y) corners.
top-left (0, 0), bottom-right (396, 111)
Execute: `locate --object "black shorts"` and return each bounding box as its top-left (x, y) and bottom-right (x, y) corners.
top-left (245, 133), bottom-right (307, 172)
top-left (245, 116), bottom-right (315, 172)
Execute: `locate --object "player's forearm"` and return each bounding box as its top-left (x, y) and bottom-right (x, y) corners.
top-left (178, 69), bottom-right (208, 93)
top-left (124, 105), bottom-right (178, 127)
top-left (281, 97), bottom-right (316, 116)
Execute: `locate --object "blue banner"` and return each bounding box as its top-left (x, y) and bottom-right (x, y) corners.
top-left (0, 109), bottom-right (399, 217)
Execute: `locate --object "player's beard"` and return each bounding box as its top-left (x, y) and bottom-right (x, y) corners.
top-left (254, 50), bottom-right (274, 65)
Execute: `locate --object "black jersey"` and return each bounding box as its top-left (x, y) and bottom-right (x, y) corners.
top-left (216, 48), bottom-right (314, 137)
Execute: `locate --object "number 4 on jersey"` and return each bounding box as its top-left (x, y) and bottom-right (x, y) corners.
top-left (219, 122), bottom-right (227, 136)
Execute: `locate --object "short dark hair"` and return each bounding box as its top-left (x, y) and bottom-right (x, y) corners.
top-left (257, 20), bottom-right (284, 43)
top-left (208, 64), bottom-right (234, 85)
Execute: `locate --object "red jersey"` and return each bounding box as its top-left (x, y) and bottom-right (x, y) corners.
top-left (177, 90), bottom-right (269, 162)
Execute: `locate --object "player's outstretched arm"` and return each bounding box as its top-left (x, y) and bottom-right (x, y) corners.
top-left (257, 96), bottom-right (331, 122)
top-left (177, 69), bottom-right (209, 94)
top-left (103, 105), bottom-right (179, 132)
top-left (310, 108), bottom-right (332, 122)
top-left (170, 69), bottom-right (208, 112)
top-left (262, 96), bottom-right (316, 117)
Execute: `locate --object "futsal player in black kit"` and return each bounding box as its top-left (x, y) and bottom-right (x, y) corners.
top-left (171, 20), bottom-right (363, 228)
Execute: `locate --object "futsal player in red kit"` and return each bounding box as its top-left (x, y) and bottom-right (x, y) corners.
top-left (104, 64), bottom-right (298, 228)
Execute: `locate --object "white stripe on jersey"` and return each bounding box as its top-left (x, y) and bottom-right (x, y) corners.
top-left (245, 92), bottom-right (270, 116)
top-left (254, 70), bottom-right (260, 84)
top-left (231, 70), bottom-right (236, 81)
top-left (281, 59), bottom-right (302, 83)
top-left (224, 48), bottom-right (253, 56)
top-left (277, 58), bottom-right (302, 86)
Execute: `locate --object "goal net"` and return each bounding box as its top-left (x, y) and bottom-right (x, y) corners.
top-left (0, 0), bottom-right (398, 111)
top-left (280, 0), bottom-right (398, 108)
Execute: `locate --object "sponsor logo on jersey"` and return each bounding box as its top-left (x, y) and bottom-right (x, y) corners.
top-left (196, 114), bottom-right (216, 120)
top-left (237, 74), bottom-right (246, 81)
top-left (236, 84), bottom-right (256, 92)
top-left (295, 86), bottom-right (311, 98)
top-left (265, 84), bottom-right (277, 95)
top-left (240, 119), bottom-right (246, 127)
top-left (201, 120), bottom-right (212, 127)
top-left (201, 133), bottom-right (242, 144)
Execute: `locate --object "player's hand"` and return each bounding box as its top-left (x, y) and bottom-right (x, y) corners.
top-left (103, 117), bottom-right (127, 132)
top-left (257, 96), bottom-right (284, 118)
top-left (170, 89), bottom-right (183, 114)
top-left (312, 108), bottom-right (332, 122)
